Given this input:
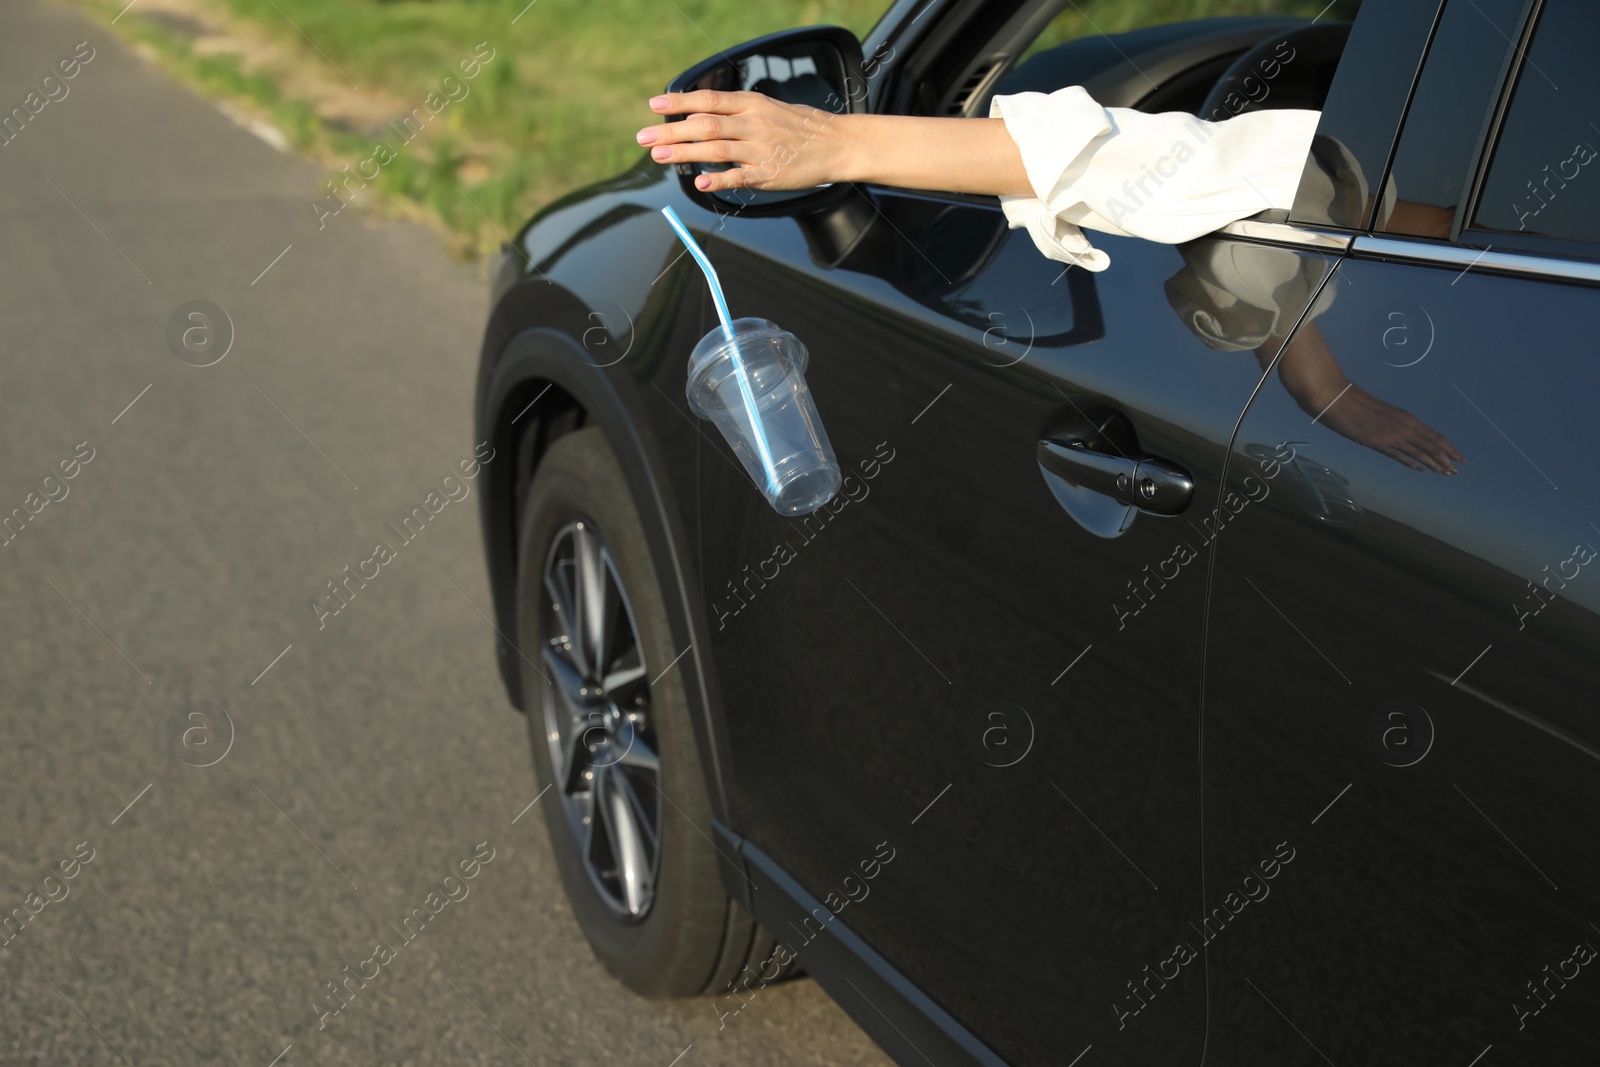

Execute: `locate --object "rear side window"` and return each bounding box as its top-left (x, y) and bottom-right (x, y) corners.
top-left (1470, 0), bottom-right (1600, 247)
top-left (1372, 0), bottom-right (1524, 238)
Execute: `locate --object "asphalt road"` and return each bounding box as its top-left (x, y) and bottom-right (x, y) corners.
top-left (0, 3), bottom-right (892, 1065)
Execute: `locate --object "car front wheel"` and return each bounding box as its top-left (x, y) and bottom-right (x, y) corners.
top-left (514, 424), bottom-right (791, 997)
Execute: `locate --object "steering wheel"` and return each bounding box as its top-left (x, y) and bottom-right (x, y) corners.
top-left (1197, 22), bottom-right (1351, 121)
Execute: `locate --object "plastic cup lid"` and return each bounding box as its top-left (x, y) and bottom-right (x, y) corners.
top-left (686, 317), bottom-right (807, 414)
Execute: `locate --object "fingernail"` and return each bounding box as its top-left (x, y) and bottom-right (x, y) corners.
top-left (650, 145), bottom-right (672, 161)
top-left (636, 128), bottom-right (657, 145)
top-left (649, 95), bottom-right (670, 110)
top-left (695, 174), bottom-right (711, 190)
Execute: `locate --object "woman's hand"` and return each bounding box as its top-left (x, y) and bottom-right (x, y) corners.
top-left (1271, 321), bottom-right (1464, 474)
top-left (1318, 383), bottom-right (1466, 475)
top-left (636, 90), bottom-right (854, 193)
top-left (637, 91), bottom-right (1033, 197)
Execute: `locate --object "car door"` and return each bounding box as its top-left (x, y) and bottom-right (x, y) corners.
top-left (686, 11), bottom-right (1362, 1066)
top-left (1200, 0), bottom-right (1600, 1063)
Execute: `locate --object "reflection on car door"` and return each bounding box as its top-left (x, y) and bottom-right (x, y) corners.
top-left (1202, 1), bottom-right (1600, 1061)
top-left (1202, 247), bottom-right (1600, 1067)
top-left (690, 178), bottom-right (1337, 1063)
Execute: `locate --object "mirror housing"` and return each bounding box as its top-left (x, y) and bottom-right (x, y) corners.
top-left (664, 24), bottom-right (868, 218)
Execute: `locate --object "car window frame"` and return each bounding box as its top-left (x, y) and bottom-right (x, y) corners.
top-left (868, 0), bottom-right (1440, 234)
top-left (859, 0), bottom-right (1044, 208)
top-left (1451, 0), bottom-right (1600, 262)
top-left (1283, 0), bottom-right (1446, 232)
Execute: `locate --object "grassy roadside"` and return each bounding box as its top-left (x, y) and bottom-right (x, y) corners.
top-left (61, 0), bottom-right (886, 258)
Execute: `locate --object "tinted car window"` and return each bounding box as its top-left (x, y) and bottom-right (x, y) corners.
top-left (1470, 0), bottom-right (1600, 245)
top-left (1373, 0), bottom-right (1524, 238)
top-left (1287, 0), bottom-right (1442, 230)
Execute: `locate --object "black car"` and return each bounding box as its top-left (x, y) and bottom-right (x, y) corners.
top-left (474, 0), bottom-right (1600, 1063)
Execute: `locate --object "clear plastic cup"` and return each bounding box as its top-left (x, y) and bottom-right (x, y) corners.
top-left (686, 317), bottom-right (841, 515)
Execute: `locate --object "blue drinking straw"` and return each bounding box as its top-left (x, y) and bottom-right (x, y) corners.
top-left (660, 205), bottom-right (780, 496)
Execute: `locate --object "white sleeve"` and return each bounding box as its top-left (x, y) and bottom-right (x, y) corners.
top-left (988, 85), bottom-right (1322, 271)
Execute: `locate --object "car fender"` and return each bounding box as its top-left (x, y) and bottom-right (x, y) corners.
top-left (476, 307), bottom-right (738, 831)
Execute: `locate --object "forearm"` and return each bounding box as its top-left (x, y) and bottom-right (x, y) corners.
top-left (1272, 321), bottom-right (1349, 413)
top-left (837, 114), bottom-right (1035, 197)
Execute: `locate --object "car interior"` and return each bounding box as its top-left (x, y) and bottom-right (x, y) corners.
top-left (668, 1), bottom-right (1371, 287)
top-left (897, 0), bottom-right (1364, 122)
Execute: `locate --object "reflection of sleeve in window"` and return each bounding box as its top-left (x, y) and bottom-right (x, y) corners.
top-left (1295, 133), bottom-right (1395, 230)
top-left (989, 85), bottom-right (1321, 270)
top-left (1163, 240), bottom-right (1338, 351)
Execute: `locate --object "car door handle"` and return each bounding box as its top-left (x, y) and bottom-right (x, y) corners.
top-left (1037, 437), bottom-right (1194, 515)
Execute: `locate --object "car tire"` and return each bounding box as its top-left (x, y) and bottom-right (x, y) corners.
top-left (514, 425), bottom-right (796, 997)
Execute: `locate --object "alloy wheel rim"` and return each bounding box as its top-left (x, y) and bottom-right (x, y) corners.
top-left (539, 518), bottom-right (663, 921)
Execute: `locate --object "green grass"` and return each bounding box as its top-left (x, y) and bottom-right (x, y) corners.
top-left (71, 0), bottom-right (887, 256)
top-left (67, 0), bottom-right (1359, 257)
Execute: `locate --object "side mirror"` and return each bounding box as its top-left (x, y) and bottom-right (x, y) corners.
top-left (665, 24), bottom-right (868, 217)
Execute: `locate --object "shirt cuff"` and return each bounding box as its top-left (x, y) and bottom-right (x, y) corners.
top-left (997, 194), bottom-right (1112, 271)
top-left (988, 86), bottom-right (1119, 272)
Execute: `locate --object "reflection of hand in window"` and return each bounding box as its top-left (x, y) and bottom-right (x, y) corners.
top-left (1260, 321), bottom-right (1466, 474)
top-left (1302, 137), bottom-right (1459, 238)
top-left (1167, 236), bottom-right (1464, 475)
top-left (1319, 385), bottom-right (1464, 474)
top-left (1377, 198), bottom-right (1457, 239)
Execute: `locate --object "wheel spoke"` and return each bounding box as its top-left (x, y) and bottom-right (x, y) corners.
top-left (601, 765), bottom-right (654, 914)
top-left (544, 569), bottom-right (586, 676)
top-left (541, 644), bottom-right (586, 711)
top-left (567, 720), bottom-right (604, 796)
top-left (611, 763), bottom-right (659, 854)
top-left (570, 775), bottom-right (595, 843)
top-left (586, 767), bottom-right (608, 870)
top-left (614, 730), bottom-right (660, 777)
top-left (572, 524), bottom-right (613, 679)
top-left (601, 659), bottom-right (647, 697)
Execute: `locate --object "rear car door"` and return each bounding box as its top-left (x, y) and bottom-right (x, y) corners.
top-left (1201, 0), bottom-right (1600, 1062)
top-left (685, 5), bottom-right (1372, 1064)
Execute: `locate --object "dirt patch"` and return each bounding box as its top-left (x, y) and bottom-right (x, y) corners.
top-left (125, 0), bottom-right (409, 137)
